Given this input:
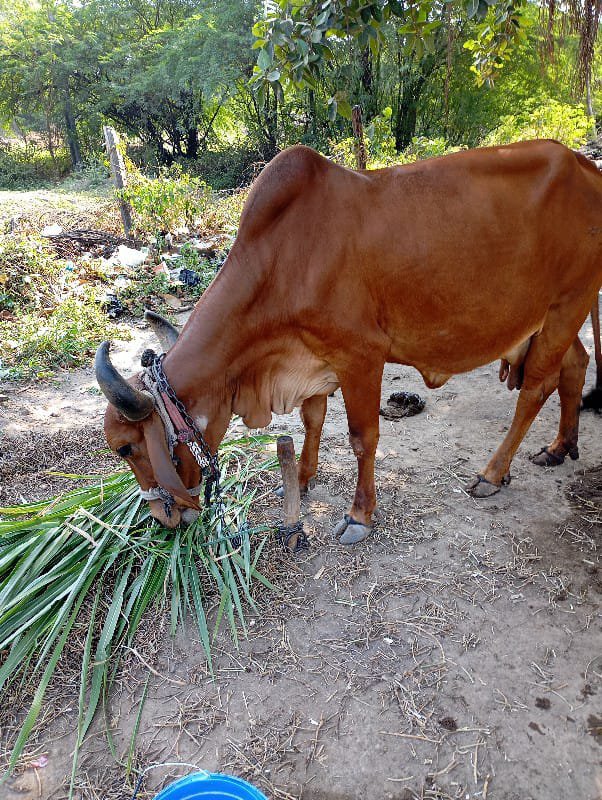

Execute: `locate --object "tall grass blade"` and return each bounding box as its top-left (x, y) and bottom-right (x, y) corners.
top-left (0, 434), bottom-right (278, 777)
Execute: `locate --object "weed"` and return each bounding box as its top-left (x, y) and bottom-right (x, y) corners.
top-left (121, 163), bottom-right (211, 237)
top-left (201, 190), bottom-right (246, 237)
top-left (0, 142), bottom-right (71, 189)
top-left (0, 292), bottom-right (123, 379)
top-left (0, 235), bottom-right (63, 311)
top-left (483, 99), bottom-right (592, 148)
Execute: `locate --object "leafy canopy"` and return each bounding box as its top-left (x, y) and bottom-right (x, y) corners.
top-left (251, 0), bottom-right (530, 116)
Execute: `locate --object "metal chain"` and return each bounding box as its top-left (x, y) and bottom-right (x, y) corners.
top-left (146, 353), bottom-right (236, 544)
top-left (150, 354), bottom-right (217, 473)
top-left (277, 520), bottom-right (309, 552)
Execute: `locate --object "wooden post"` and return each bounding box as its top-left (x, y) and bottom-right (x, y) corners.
top-left (352, 105), bottom-right (367, 170)
top-left (103, 126), bottom-right (133, 238)
top-left (276, 436), bottom-right (304, 551)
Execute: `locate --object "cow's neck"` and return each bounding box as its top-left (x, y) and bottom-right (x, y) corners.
top-left (161, 248), bottom-right (332, 445)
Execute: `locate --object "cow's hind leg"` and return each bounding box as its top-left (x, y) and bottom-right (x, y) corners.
top-left (275, 394), bottom-right (327, 498)
top-left (333, 366), bottom-right (383, 544)
top-left (468, 325), bottom-right (570, 498)
top-left (531, 336), bottom-right (588, 466)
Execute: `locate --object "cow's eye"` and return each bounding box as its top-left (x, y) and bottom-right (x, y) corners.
top-left (117, 444), bottom-right (132, 458)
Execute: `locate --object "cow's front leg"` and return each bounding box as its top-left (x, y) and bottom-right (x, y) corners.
top-left (298, 394), bottom-right (328, 492)
top-left (333, 367), bottom-right (383, 544)
top-left (274, 394), bottom-right (327, 498)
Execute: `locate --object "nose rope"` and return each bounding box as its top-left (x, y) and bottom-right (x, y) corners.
top-left (140, 360), bottom-right (179, 461)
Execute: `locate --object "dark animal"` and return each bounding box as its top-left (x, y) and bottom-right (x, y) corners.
top-left (95, 140), bottom-right (602, 544)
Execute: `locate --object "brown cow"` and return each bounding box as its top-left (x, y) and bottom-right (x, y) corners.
top-left (96, 140), bottom-right (602, 544)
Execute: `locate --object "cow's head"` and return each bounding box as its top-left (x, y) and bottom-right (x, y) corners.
top-left (95, 312), bottom-right (204, 528)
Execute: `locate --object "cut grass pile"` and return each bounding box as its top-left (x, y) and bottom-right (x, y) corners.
top-left (0, 434), bottom-right (278, 791)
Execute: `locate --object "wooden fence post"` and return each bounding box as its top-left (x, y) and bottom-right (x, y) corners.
top-left (103, 126), bottom-right (133, 238)
top-left (352, 105), bottom-right (367, 170)
top-left (276, 435), bottom-right (305, 551)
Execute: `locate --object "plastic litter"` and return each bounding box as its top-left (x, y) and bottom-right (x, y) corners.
top-left (103, 293), bottom-right (124, 319)
top-left (115, 245), bottom-right (149, 268)
top-left (178, 268), bottom-right (200, 287)
top-left (41, 224), bottom-right (63, 237)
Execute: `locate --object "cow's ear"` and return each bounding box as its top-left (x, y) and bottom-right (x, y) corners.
top-left (144, 415), bottom-right (200, 510)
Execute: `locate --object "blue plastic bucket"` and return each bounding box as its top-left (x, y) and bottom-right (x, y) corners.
top-left (153, 771), bottom-right (268, 800)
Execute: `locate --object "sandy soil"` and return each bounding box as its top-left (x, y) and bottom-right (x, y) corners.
top-left (1, 317), bottom-right (601, 800)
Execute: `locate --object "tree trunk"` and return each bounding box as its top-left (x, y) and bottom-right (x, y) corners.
top-left (185, 127), bottom-right (199, 159)
top-left (394, 87), bottom-right (420, 151)
top-left (145, 121), bottom-right (172, 165)
top-left (586, 73), bottom-right (597, 137)
top-left (61, 78), bottom-right (82, 167)
top-left (360, 47), bottom-right (377, 119)
top-left (262, 85), bottom-right (279, 160)
top-left (352, 105), bottom-right (367, 169)
top-left (308, 89), bottom-right (317, 138)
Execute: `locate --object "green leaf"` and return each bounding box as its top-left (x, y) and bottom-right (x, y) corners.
top-left (466, 0), bottom-right (479, 18)
top-left (327, 96), bottom-right (337, 121)
top-left (257, 47), bottom-right (272, 71)
top-left (338, 99), bottom-right (353, 119)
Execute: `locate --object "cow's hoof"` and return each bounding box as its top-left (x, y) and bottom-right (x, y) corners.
top-left (530, 446), bottom-right (565, 467)
top-left (465, 474), bottom-right (501, 498)
top-left (333, 514), bottom-right (372, 545)
top-left (274, 478), bottom-right (316, 499)
top-left (299, 477), bottom-right (317, 495)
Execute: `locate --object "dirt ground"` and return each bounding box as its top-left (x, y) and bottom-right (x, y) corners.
top-left (1, 314), bottom-right (601, 800)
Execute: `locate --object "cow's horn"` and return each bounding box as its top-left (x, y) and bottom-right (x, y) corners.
top-left (144, 310), bottom-right (179, 351)
top-left (95, 341), bottom-right (155, 421)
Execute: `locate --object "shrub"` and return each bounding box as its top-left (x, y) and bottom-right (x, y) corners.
top-left (407, 136), bottom-right (457, 159)
top-left (483, 99), bottom-right (592, 149)
top-left (185, 147), bottom-right (265, 191)
top-left (121, 163), bottom-right (211, 236)
top-left (329, 126), bottom-right (459, 170)
top-left (201, 189), bottom-right (247, 236)
top-left (0, 141), bottom-right (71, 189)
top-left (0, 235), bottom-right (63, 311)
top-left (0, 292), bottom-right (120, 378)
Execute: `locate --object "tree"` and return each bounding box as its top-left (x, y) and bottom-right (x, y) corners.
top-left (89, 0), bottom-right (256, 163)
top-left (0, 0), bottom-right (86, 166)
top-left (251, 0), bottom-right (599, 136)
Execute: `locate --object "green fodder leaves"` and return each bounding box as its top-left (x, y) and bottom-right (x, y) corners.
top-left (0, 436), bottom-right (277, 776)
